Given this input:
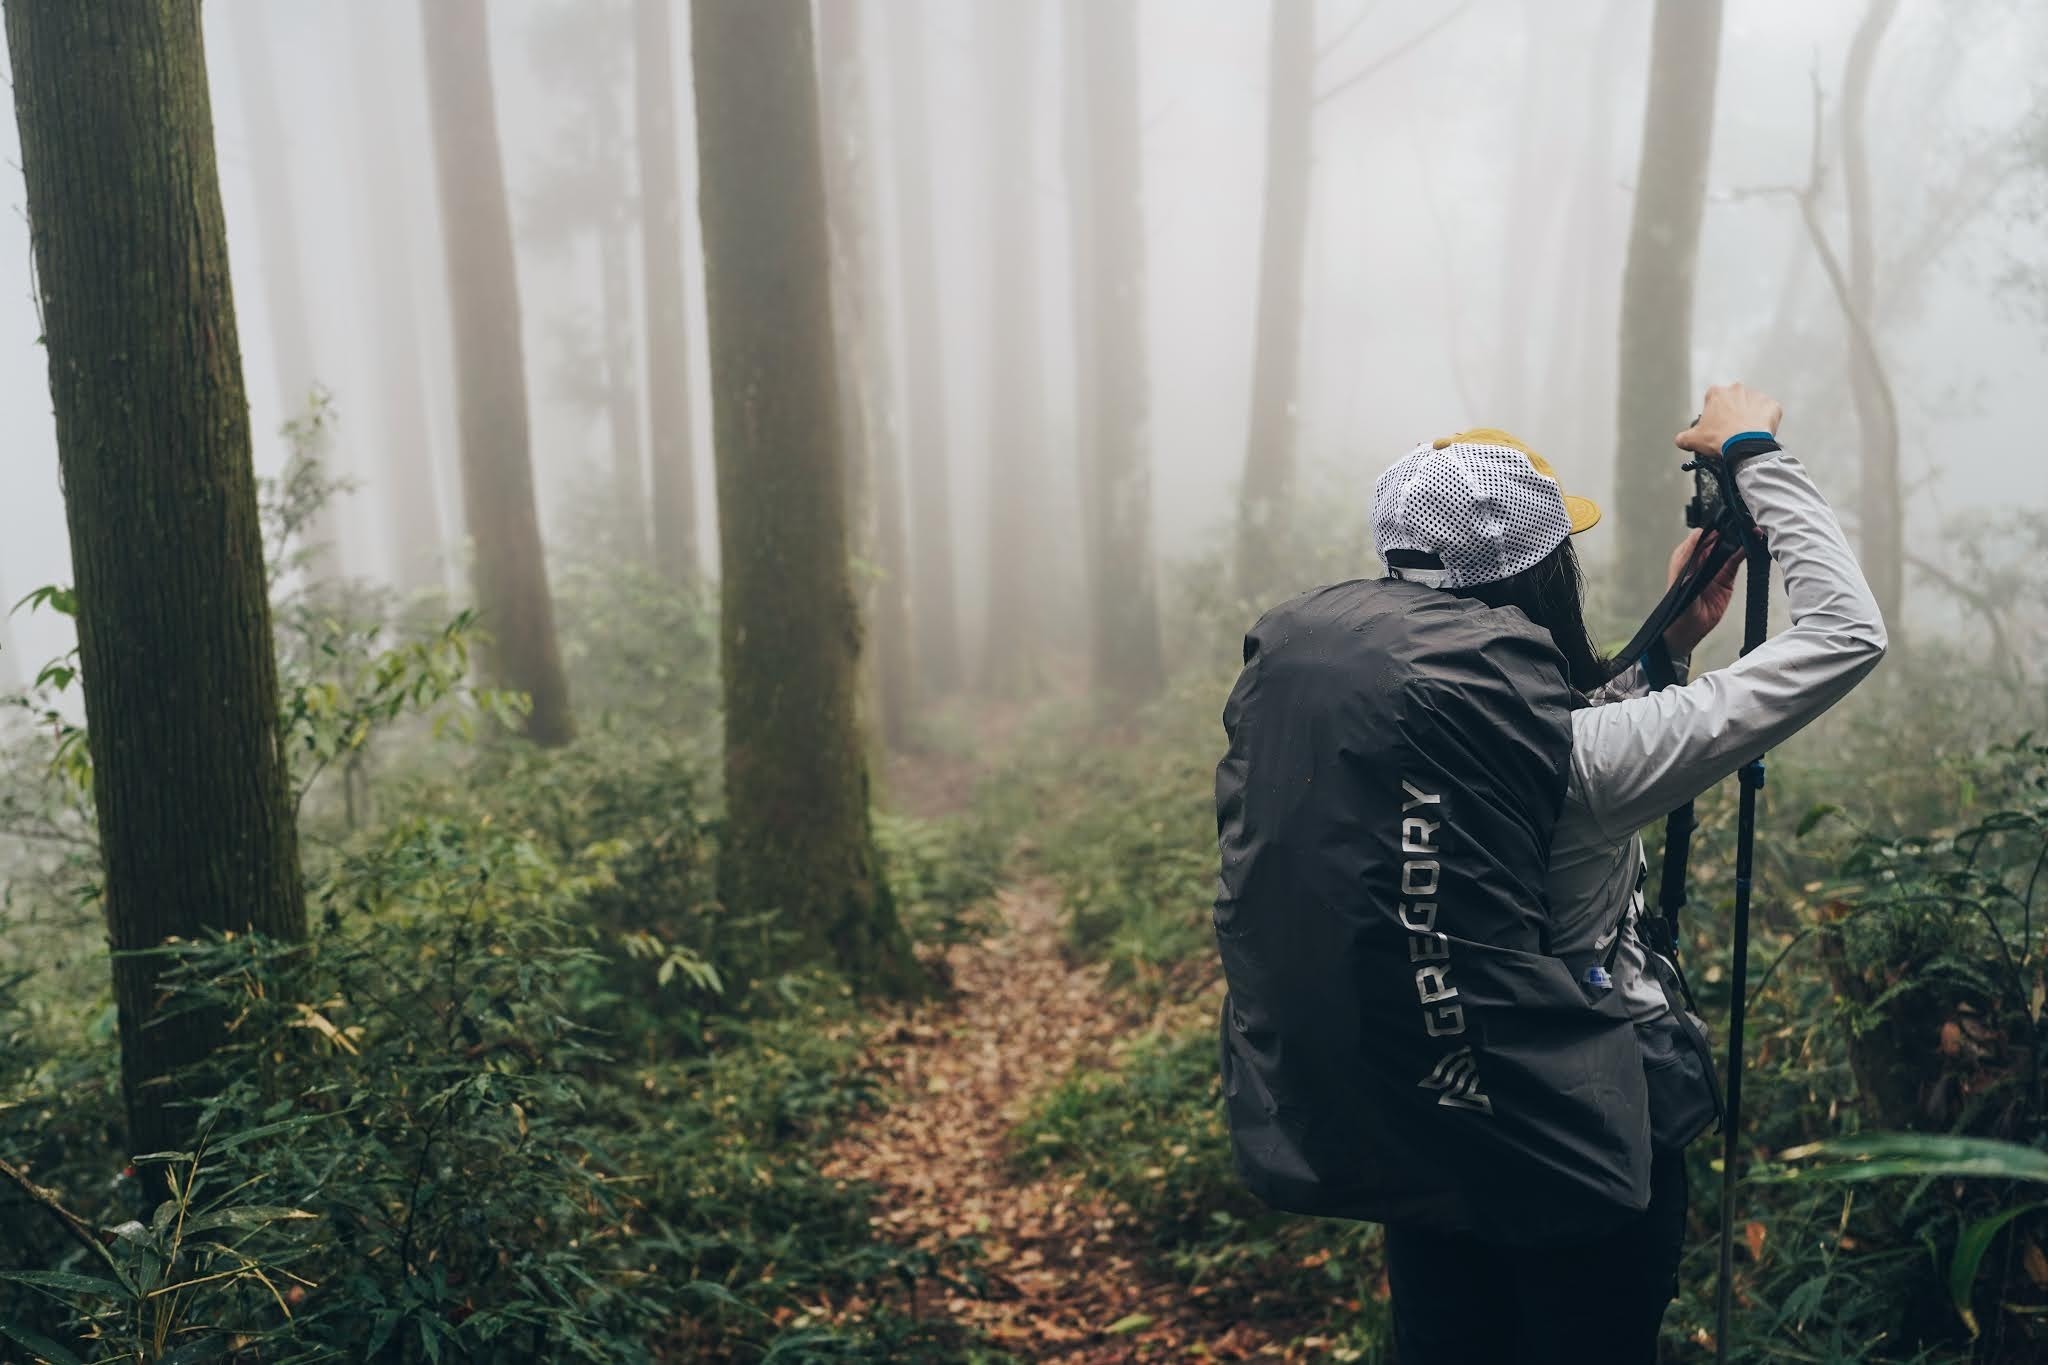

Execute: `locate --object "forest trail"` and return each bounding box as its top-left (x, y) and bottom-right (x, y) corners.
top-left (823, 877), bottom-right (1308, 1362)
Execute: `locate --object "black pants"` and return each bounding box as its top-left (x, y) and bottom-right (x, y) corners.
top-left (1385, 1144), bottom-right (1689, 1365)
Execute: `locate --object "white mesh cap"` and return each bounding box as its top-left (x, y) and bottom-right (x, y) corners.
top-left (1372, 434), bottom-right (1591, 589)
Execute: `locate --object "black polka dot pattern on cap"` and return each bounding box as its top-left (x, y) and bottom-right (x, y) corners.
top-left (1370, 440), bottom-right (1574, 589)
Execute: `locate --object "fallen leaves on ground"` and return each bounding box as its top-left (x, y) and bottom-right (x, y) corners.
top-left (822, 880), bottom-right (1316, 1362)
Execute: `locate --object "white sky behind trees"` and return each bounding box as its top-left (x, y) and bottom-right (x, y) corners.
top-left (0, 0), bottom-right (2041, 679)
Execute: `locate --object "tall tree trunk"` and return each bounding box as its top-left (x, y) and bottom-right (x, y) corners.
top-left (5, 0), bottom-right (308, 1166)
top-left (635, 0), bottom-right (698, 586)
top-left (691, 0), bottom-right (921, 994)
top-left (1611, 0), bottom-right (1723, 591)
top-left (345, 1), bottom-right (447, 596)
top-left (1841, 0), bottom-right (1905, 643)
top-left (420, 0), bottom-right (575, 746)
top-left (981, 0), bottom-right (1045, 690)
top-left (883, 0), bottom-right (962, 697)
top-left (817, 0), bottom-right (917, 750)
top-left (227, 0), bottom-right (340, 575)
top-left (597, 220), bottom-right (650, 559)
top-left (1068, 0), bottom-right (1165, 705)
top-left (1234, 0), bottom-right (1315, 603)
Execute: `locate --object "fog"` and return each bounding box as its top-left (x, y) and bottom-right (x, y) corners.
top-left (1, 0), bottom-right (2043, 684)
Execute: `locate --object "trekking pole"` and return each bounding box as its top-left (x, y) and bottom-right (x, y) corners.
top-left (1714, 474), bottom-right (1773, 1365)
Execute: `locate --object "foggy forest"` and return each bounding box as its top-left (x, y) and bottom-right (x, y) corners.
top-left (1, 0), bottom-right (2046, 1361)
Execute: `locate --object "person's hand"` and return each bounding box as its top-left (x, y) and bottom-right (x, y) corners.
top-left (1662, 529), bottom-right (1745, 657)
top-left (1675, 382), bottom-right (1783, 457)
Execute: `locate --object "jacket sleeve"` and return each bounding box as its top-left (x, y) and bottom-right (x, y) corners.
top-left (1568, 452), bottom-right (1887, 842)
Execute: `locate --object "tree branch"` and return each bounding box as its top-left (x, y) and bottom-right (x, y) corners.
top-left (0, 1153), bottom-right (115, 1267)
top-left (1904, 551), bottom-right (2021, 683)
top-left (1315, 0), bottom-right (1476, 107)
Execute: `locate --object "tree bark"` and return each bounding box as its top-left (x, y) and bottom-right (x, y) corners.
top-left (4, 0), bottom-right (308, 1164)
top-left (1067, 0), bottom-right (1165, 705)
top-left (1611, 0), bottom-right (1723, 591)
top-left (817, 0), bottom-right (917, 750)
top-left (1234, 0), bottom-right (1315, 603)
top-left (420, 0), bottom-right (575, 746)
top-left (883, 0), bottom-right (962, 697)
top-left (345, 1), bottom-right (447, 596)
top-left (691, 0), bottom-right (921, 994)
top-left (635, 0), bottom-right (699, 587)
top-left (227, 0), bottom-right (341, 575)
top-left (981, 0), bottom-right (1046, 690)
top-left (598, 219), bottom-right (650, 560)
top-left (1841, 0), bottom-right (1905, 641)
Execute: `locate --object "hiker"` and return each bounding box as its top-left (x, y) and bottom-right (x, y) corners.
top-left (1212, 382), bottom-right (1887, 1364)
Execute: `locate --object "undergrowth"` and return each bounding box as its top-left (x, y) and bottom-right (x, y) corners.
top-left (0, 469), bottom-right (1005, 1362)
top-left (990, 622), bottom-right (2048, 1362)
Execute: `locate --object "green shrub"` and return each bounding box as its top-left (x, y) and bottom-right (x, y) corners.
top-left (976, 674), bottom-right (1226, 995)
top-left (873, 812), bottom-right (1005, 948)
top-left (0, 803), bottom-right (984, 1362)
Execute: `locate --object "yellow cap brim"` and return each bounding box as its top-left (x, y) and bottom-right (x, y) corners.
top-left (1437, 428), bottom-right (1603, 535)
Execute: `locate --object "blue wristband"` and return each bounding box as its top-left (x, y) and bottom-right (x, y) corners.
top-left (1722, 431), bottom-right (1779, 457)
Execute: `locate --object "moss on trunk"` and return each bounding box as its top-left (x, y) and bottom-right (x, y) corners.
top-left (420, 0), bottom-right (575, 747)
top-left (4, 0), bottom-right (308, 1163)
top-left (691, 0), bottom-right (923, 996)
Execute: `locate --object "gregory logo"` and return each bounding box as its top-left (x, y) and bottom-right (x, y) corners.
top-left (1400, 780), bottom-right (1494, 1116)
top-left (1419, 1046), bottom-right (1493, 1115)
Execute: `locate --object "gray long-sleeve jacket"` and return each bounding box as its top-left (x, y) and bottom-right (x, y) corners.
top-left (1546, 450), bottom-right (1889, 1023)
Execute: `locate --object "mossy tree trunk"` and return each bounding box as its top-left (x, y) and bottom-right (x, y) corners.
top-left (1611, 0), bottom-right (1723, 592)
top-left (1067, 0), bottom-right (1165, 706)
top-left (883, 0), bottom-right (963, 699)
top-left (1234, 0), bottom-right (1315, 604)
top-left (981, 0), bottom-right (1046, 693)
top-left (345, 1), bottom-right (447, 596)
top-left (817, 0), bottom-right (918, 750)
top-left (4, 0), bottom-right (308, 1163)
top-left (691, 0), bottom-right (922, 995)
top-left (420, 0), bottom-right (575, 746)
top-left (635, 0), bottom-right (699, 587)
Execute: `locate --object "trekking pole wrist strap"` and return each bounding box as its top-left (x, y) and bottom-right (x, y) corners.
top-left (1719, 432), bottom-right (1780, 460)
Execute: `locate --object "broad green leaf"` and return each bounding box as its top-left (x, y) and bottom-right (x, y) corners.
top-left (366, 1309), bottom-right (402, 1359)
top-left (1776, 1133), bottom-right (2048, 1185)
top-left (0, 1320), bottom-right (84, 1365)
top-left (184, 1206), bottom-right (318, 1234)
top-left (0, 1270), bottom-right (127, 1298)
top-left (1796, 803), bottom-right (1841, 838)
top-left (1105, 1312), bottom-right (1154, 1334)
top-left (1950, 1202), bottom-right (2046, 1337)
top-left (206, 1112), bottom-right (329, 1154)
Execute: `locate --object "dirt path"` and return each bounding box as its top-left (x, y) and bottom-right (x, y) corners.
top-left (822, 880), bottom-right (1306, 1362)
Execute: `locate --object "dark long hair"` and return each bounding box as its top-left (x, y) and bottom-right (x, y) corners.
top-left (1453, 537), bottom-right (1609, 694)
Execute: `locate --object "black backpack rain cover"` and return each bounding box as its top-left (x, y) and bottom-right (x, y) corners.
top-left (1213, 577), bottom-right (1651, 1246)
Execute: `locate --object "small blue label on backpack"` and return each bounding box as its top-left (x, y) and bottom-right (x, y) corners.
top-left (1583, 965), bottom-right (1613, 992)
